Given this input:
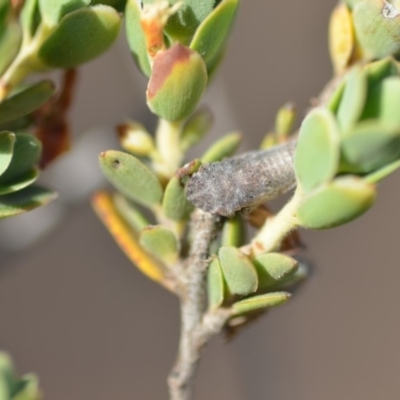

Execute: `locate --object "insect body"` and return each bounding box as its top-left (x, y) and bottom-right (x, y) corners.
top-left (186, 140), bottom-right (297, 216)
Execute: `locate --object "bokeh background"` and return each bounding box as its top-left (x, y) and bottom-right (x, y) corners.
top-left (2, 1), bottom-right (400, 399)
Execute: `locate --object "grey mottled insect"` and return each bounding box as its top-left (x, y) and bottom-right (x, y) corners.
top-left (186, 140), bottom-right (297, 216)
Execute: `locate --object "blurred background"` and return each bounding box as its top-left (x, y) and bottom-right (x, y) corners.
top-left (2, 1), bottom-right (400, 399)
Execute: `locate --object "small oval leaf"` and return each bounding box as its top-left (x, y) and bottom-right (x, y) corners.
top-left (39, 0), bottom-right (90, 26)
top-left (294, 108), bottom-right (340, 192)
top-left (337, 66), bottom-right (367, 132)
top-left (139, 225), bottom-right (180, 266)
top-left (0, 133), bottom-right (41, 182)
top-left (0, 168), bottom-right (38, 195)
top-left (254, 253), bottom-right (298, 289)
top-left (113, 192), bottom-right (150, 232)
top-left (190, 0), bottom-right (238, 71)
top-left (201, 132), bottom-right (241, 163)
top-left (207, 256), bottom-right (225, 310)
top-left (164, 0), bottom-right (215, 40)
top-left (147, 44), bottom-right (207, 121)
top-left (39, 5), bottom-right (121, 68)
top-left (99, 150), bottom-right (163, 207)
top-left (0, 81), bottom-right (55, 124)
top-left (0, 185), bottom-right (58, 219)
top-left (125, 0), bottom-right (151, 77)
top-left (328, 2), bottom-right (354, 73)
top-left (360, 76), bottom-right (400, 127)
top-left (353, 0), bottom-right (400, 59)
top-left (231, 292), bottom-right (291, 317)
top-left (341, 120), bottom-right (400, 173)
top-left (218, 246), bottom-right (258, 296)
top-left (162, 175), bottom-right (194, 221)
top-left (297, 176), bottom-right (376, 229)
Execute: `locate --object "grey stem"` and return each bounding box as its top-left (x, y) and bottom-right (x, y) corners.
top-left (168, 210), bottom-right (229, 400)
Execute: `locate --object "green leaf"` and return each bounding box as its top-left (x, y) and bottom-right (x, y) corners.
top-left (275, 103), bottom-right (296, 138)
top-left (113, 192), bottom-right (150, 232)
top-left (163, 0), bottom-right (215, 41)
top-left (162, 175), bottom-right (194, 221)
top-left (221, 214), bottom-right (246, 247)
top-left (0, 21), bottom-right (22, 76)
top-left (0, 131), bottom-right (15, 176)
top-left (125, 0), bottom-right (151, 77)
top-left (253, 253), bottom-right (298, 289)
top-left (0, 133), bottom-right (42, 182)
top-left (341, 120), bottom-right (400, 173)
top-left (0, 168), bottom-right (38, 195)
top-left (280, 262), bottom-right (310, 291)
top-left (297, 176), bottom-right (376, 229)
top-left (327, 78), bottom-right (345, 114)
top-left (0, 185), bottom-right (57, 219)
top-left (353, 0), bottom-right (400, 59)
top-left (218, 246), bottom-right (258, 296)
top-left (207, 256), bottom-right (225, 310)
top-left (0, 373), bottom-right (9, 400)
top-left (38, 5), bottom-right (121, 68)
top-left (231, 292), bottom-right (290, 316)
top-left (336, 66), bottom-right (367, 132)
top-left (13, 374), bottom-right (41, 400)
top-left (365, 159), bottom-right (400, 184)
top-left (39, 0), bottom-right (90, 26)
top-left (364, 57), bottom-right (399, 87)
top-left (20, 0), bottom-right (40, 41)
top-left (139, 225), bottom-right (179, 266)
top-left (0, 353), bottom-right (16, 397)
top-left (294, 108), bottom-right (340, 192)
top-left (360, 76), bottom-right (400, 127)
top-left (190, 0), bottom-right (238, 71)
top-left (201, 132), bottom-right (242, 163)
top-left (0, 80), bottom-right (55, 124)
top-left (180, 108), bottom-right (213, 152)
top-left (99, 150), bottom-right (163, 207)
top-left (147, 44), bottom-right (207, 121)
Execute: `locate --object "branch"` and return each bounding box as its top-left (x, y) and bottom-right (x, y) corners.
top-left (168, 210), bottom-right (229, 400)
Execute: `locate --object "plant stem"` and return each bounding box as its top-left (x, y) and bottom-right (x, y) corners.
top-left (153, 118), bottom-right (184, 179)
top-left (249, 188), bottom-right (303, 256)
top-left (168, 210), bottom-right (229, 400)
top-left (0, 23), bottom-right (49, 100)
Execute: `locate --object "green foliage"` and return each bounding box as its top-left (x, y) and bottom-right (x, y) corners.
top-left (207, 257), bottom-right (225, 310)
top-left (3, 0), bottom-right (400, 397)
top-left (162, 175), bottom-right (194, 221)
top-left (231, 292), bottom-right (290, 316)
top-left (38, 5), bottom-right (121, 68)
top-left (254, 253), bottom-right (298, 289)
top-left (297, 177), bottom-right (376, 229)
top-left (218, 246), bottom-right (258, 296)
top-left (353, 0), bottom-right (400, 59)
top-left (0, 81), bottom-right (55, 124)
top-left (0, 353), bottom-right (41, 400)
top-left (295, 108), bottom-right (340, 192)
top-left (336, 66), bottom-right (367, 132)
top-left (190, 0), bottom-right (239, 72)
top-left (200, 132), bottom-right (241, 162)
top-left (99, 150), bottom-right (163, 207)
top-left (146, 44), bottom-right (207, 121)
top-left (125, 0), bottom-right (151, 77)
top-left (139, 225), bottom-right (180, 265)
